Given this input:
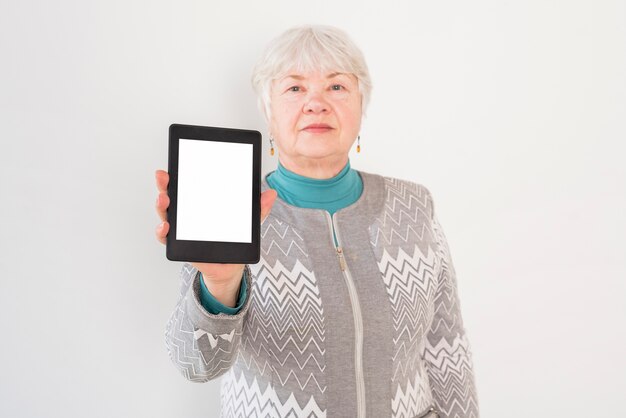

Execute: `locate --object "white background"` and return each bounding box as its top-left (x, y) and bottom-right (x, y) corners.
top-left (177, 139), bottom-right (252, 243)
top-left (1, 0), bottom-right (624, 417)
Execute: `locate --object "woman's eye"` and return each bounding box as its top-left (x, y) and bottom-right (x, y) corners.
top-left (331, 84), bottom-right (343, 91)
top-left (288, 86), bottom-right (301, 92)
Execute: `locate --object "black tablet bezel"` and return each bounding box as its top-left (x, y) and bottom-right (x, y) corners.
top-left (166, 124), bottom-right (261, 264)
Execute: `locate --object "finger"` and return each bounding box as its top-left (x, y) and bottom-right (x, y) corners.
top-left (156, 221), bottom-right (170, 245)
top-left (260, 189), bottom-right (278, 224)
top-left (156, 192), bottom-right (170, 222)
top-left (155, 169), bottom-right (169, 193)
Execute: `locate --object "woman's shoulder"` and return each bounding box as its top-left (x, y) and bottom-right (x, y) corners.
top-left (357, 169), bottom-right (436, 219)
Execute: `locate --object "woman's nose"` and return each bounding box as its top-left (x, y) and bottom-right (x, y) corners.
top-left (303, 93), bottom-right (329, 114)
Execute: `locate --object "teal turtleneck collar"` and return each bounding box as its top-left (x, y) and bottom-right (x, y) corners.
top-left (265, 159), bottom-right (363, 216)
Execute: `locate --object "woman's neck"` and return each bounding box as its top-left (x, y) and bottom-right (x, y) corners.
top-left (276, 155), bottom-right (350, 179)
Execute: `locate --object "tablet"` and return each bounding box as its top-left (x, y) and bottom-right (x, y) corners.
top-left (166, 124), bottom-right (262, 264)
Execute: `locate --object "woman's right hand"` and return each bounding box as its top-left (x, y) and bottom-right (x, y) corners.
top-left (155, 169), bottom-right (277, 305)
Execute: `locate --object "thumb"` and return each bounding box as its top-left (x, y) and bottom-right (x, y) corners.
top-left (260, 189), bottom-right (278, 224)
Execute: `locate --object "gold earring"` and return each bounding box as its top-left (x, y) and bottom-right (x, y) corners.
top-left (269, 136), bottom-right (275, 156)
top-left (357, 135), bottom-right (361, 153)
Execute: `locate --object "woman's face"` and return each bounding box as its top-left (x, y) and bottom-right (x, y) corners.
top-left (269, 70), bottom-right (362, 173)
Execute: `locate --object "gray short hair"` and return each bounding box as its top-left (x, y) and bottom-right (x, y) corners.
top-left (251, 25), bottom-right (372, 121)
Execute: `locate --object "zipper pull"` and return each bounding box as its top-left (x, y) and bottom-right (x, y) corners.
top-left (417, 406), bottom-right (439, 418)
top-left (337, 247), bottom-right (347, 271)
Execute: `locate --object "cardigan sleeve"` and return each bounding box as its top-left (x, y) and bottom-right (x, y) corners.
top-left (164, 262), bottom-right (252, 382)
top-left (422, 212), bottom-right (480, 418)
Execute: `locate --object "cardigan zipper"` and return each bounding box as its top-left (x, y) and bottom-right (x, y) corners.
top-left (324, 211), bottom-right (366, 418)
top-left (416, 405), bottom-right (439, 418)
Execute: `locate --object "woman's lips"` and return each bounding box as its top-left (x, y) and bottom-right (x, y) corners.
top-left (302, 124), bottom-right (333, 133)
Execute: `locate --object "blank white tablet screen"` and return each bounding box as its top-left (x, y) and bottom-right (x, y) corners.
top-left (176, 138), bottom-right (252, 243)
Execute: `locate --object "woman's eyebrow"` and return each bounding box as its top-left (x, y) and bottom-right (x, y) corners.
top-left (279, 73), bottom-right (349, 81)
top-left (280, 75), bottom-right (305, 81)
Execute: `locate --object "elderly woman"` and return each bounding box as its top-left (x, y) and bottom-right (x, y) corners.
top-left (155, 25), bottom-right (479, 418)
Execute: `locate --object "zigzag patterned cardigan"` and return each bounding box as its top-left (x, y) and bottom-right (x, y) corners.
top-left (165, 170), bottom-right (480, 418)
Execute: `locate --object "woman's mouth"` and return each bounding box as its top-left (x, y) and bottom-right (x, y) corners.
top-left (302, 123), bottom-right (333, 133)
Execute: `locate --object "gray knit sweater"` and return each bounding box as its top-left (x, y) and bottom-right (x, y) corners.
top-left (165, 170), bottom-right (480, 418)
